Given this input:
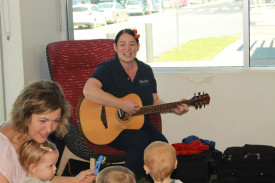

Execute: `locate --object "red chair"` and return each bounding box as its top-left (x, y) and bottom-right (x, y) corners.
top-left (46, 39), bottom-right (162, 176)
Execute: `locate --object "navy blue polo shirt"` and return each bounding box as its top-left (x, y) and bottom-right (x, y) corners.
top-left (91, 56), bottom-right (157, 119)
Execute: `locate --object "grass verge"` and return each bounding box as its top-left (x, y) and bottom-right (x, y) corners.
top-left (153, 36), bottom-right (241, 62)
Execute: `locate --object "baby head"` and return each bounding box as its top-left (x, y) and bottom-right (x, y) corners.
top-left (96, 165), bottom-right (136, 183)
top-left (20, 139), bottom-right (59, 181)
top-left (144, 141), bottom-right (177, 182)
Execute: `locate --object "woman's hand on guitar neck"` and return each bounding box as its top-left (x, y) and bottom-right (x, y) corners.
top-left (120, 99), bottom-right (140, 115)
top-left (171, 98), bottom-right (189, 115)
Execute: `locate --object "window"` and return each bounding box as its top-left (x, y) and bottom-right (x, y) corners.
top-left (67, 0), bottom-right (275, 68)
top-left (249, 0), bottom-right (275, 67)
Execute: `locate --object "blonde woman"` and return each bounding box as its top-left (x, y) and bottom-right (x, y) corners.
top-left (0, 80), bottom-right (96, 183)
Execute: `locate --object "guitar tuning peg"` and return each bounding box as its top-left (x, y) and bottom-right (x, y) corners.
top-left (198, 92), bottom-right (201, 96)
top-left (194, 93), bottom-right (196, 96)
top-left (195, 106), bottom-right (198, 109)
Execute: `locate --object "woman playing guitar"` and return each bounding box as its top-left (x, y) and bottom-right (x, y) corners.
top-left (83, 28), bottom-right (189, 182)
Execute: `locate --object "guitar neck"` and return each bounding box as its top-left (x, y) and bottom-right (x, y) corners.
top-left (134, 100), bottom-right (189, 116)
top-left (133, 93), bottom-right (210, 116)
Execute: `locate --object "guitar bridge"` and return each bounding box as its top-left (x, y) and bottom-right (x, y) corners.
top-left (101, 106), bottom-right (108, 129)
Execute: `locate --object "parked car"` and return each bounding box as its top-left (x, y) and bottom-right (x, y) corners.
top-left (73, 0), bottom-right (92, 5)
top-left (73, 4), bottom-right (107, 29)
top-left (97, 2), bottom-right (129, 23)
top-left (125, 0), bottom-right (148, 15)
top-left (162, 0), bottom-right (175, 8)
top-left (162, 0), bottom-right (186, 8)
top-left (148, 0), bottom-right (160, 13)
top-left (178, 0), bottom-right (187, 6)
top-left (188, 0), bottom-right (201, 5)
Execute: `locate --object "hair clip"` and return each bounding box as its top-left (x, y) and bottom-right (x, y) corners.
top-left (133, 29), bottom-right (140, 39)
top-left (40, 144), bottom-right (52, 152)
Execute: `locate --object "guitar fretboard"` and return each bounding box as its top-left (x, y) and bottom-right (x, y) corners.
top-left (134, 101), bottom-right (195, 116)
top-left (133, 93), bottom-right (209, 116)
top-left (134, 101), bottom-right (180, 115)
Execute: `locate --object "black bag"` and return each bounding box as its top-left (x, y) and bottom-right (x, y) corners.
top-left (171, 148), bottom-right (222, 183)
top-left (217, 144), bottom-right (275, 183)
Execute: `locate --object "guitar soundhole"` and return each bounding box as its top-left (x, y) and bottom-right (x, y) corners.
top-left (117, 109), bottom-right (132, 123)
top-left (117, 109), bottom-right (125, 118)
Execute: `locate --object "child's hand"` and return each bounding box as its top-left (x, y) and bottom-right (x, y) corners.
top-left (73, 169), bottom-right (97, 183)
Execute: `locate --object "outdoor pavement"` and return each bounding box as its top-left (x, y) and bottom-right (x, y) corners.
top-left (212, 4), bottom-right (275, 67)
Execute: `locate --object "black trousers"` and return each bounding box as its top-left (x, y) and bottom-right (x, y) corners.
top-left (109, 119), bottom-right (168, 180)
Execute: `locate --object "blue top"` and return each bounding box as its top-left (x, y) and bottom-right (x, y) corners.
top-left (91, 56), bottom-right (157, 121)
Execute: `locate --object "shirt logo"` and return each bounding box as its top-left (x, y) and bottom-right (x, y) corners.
top-left (139, 80), bottom-right (149, 86)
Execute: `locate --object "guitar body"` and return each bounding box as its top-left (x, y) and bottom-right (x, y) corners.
top-left (78, 93), bottom-right (144, 145)
top-left (78, 92), bottom-right (210, 145)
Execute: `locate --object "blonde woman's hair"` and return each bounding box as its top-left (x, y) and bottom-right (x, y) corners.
top-left (20, 139), bottom-right (58, 172)
top-left (10, 80), bottom-right (70, 138)
top-left (144, 141), bottom-right (177, 182)
top-left (96, 166), bottom-right (136, 183)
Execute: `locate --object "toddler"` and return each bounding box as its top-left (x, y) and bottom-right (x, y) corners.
top-left (20, 139), bottom-right (59, 183)
top-left (96, 165), bottom-right (136, 183)
top-left (144, 141), bottom-right (177, 183)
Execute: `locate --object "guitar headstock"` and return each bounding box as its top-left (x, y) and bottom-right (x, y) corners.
top-left (190, 92), bottom-right (210, 109)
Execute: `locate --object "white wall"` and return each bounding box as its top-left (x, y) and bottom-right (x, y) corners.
top-left (20, 0), bottom-right (67, 82)
top-left (1, 0), bottom-right (275, 152)
top-left (155, 71), bottom-right (275, 151)
top-left (0, 0), bottom-right (67, 118)
top-left (0, 0), bottom-right (25, 119)
top-left (0, 19), bottom-right (5, 122)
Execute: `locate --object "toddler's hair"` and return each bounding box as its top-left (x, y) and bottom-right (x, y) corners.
top-left (19, 139), bottom-right (58, 172)
top-left (96, 165), bottom-right (136, 183)
top-left (144, 141), bottom-right (177, 182)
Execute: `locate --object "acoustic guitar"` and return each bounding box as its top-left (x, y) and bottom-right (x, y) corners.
top-left (77, 92), bottom-right (210, 145)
